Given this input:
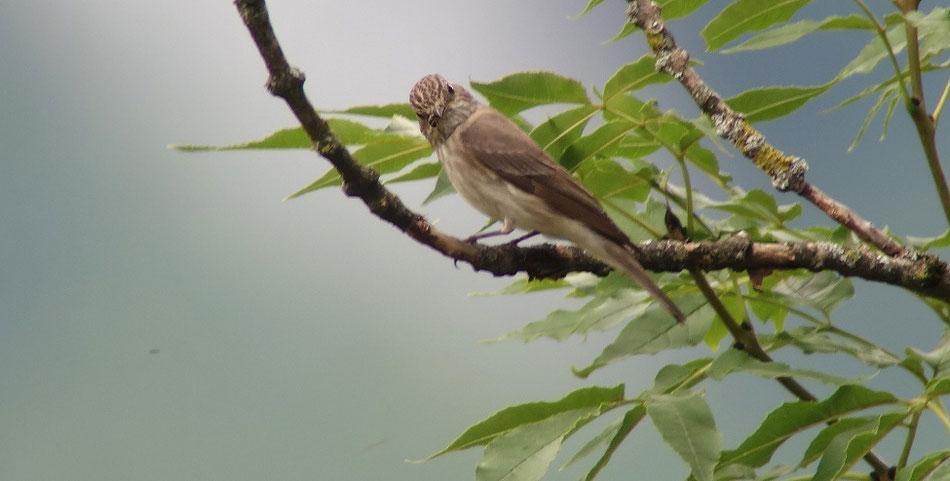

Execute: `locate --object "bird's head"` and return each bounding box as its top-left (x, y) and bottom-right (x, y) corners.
top-left (410, 74), bottom-right (476, 145)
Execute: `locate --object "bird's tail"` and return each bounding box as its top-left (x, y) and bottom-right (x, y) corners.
top-left (601, 241), bottom-right (686, 323)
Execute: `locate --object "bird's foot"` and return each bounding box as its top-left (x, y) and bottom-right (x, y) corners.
top-left (503, 231), bottom-right (540, 247)
top-left (464, 219), bottom-right (516, 244)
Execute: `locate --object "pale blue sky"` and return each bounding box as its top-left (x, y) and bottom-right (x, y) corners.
top-left (0, 1), bottom-right (945, 480)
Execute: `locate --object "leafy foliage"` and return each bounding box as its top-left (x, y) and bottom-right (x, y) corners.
top-left (701, 0), bottom-right (813, 51)
top-left (471, 72), bottom-right (591, 116)
top-left (190, 1), bottom-right (950, 480)
top-left (718, 385), bottom-right (898, 469)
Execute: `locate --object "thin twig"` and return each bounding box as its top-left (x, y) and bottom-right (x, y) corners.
top-left (675, 157), bottom-right (695, 233)
top-left (853, 0), bottom-right (911, 104)
top-left (231, 0), bottom-right (950, 308)
top-left (896, 0), bottom-right (950, 230)
top-left (932, 74), bottom-right (950, 124)
top-left (627, 0), bottom-right (897, 476)
top-left (897, 408), bottom-right (922, 470)
top-left (627, 0), bottom-right (907, 257)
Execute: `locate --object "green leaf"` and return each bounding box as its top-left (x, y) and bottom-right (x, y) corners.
top-left (895, 450), bottom-right (950, 481)
top-left (428, 385), bottom-right (624, 459)
top-left (578, 157), bottom-right (652, 202)
top-left (907, 228), bottom-right (950, 250)
top-left (332, 103), bottom-right (417, 119)
top-left (701, 0), bottom-right (812, 51)
top-left (827, 70), bottom-right (904, 113)
top-left (646, 391), bottom-right (722, 481)
top-left (659, 0), bottom-right (711, 20)
top-left (714, 464), bottom-right (760, 481)
top-left (471, 72), bottom-right (591, 115)
top-left (640, 114), bottom-right (728, 183)
top-left (491, 273), bottom-right (658, 343)
top-left (725, 85), bottom-right (829, 123)
top-left (604, 0), bottom-right (712, 43)
top-left (614, 132), bottom-right (662, 159)
top-left (756, 270), bottom-right (854, 320)
top-left (561, 416), bottom-right (624, 471)
top-left (384, 161), bottom-right (441, 184)
top-left (901, 352), bottom-right (929, 385)
top-left (880, 92), bottom-right (900, 141)
top-left (679, 125), bottom-right (705, 153)
top-left (601, 196), bottom-right (665, 243)
top-left (926, 377), bottom-right (950, 396)
top-left (800, 417), bottom-right (876, 467)
top-left (703, 294), bottom-right (741, 349)
top-left (606, 22), bottom-right (640, 44)
top-left (604, 93), bottom-right (662, 123)
top-left (577, 0), bottom-right (606, 16)
top-left (711, 189), bottom-right (800, 224)
top-left (573, 295), bottom-right (714, 378)
top-left (718, 385), bottom-right (898, 468)
top-left (286, 137), bottom-right (431, 199)
top-left (582, 406), bottom-right (647, 481)
top-left (685, 143), bottom-right (726, 183)
top-left (470, 277), bottom-right (570, 297)
top-left (329, 118), bottom-right (400, 144)
top-left (379, 114), bottom-right (424, 138)
top-left (707, 349), bottom-right (874, 385)
top-left (510, 114), bottom-right (535, 133)
top-left (931, 461), bottom-right (950, 481)
top-left (811, 411), bottom-right (907, 481)
top-left (689, 116), bottom-right (732, 156)
top-left (649, 359), bottom-right (716, 396)
top-left (912, 7), bottom-right (950, 58)
top-left (492, 287), bottom-right (652, 343)
top-left (770, 326), bottom-right (901, 368)
top-left (422, 169), bottom-right (455, 205)
top-left (560, 120), bottom-right (637, 171)
top-left (907, 330), bottom-right (950, 378)
top-left (603, 55), bottom-right (672, 101)
top-left (847, 88), bottom-right (894, 152)
top-left (643, 114), bottom-right (696, 158)
top-left (529, 105), bottom-right (599, 160)
top-left (475, 408), bottom-right (596, 481)
top-left (723, 15), bottom-right (873, 53)
top-left (172, 118), bottom-right (388, 151)
top-left (170, 127), bottom-right (310, 151)
top-left (837, 24), bottom-right (908, 80)
top-left (748, 294), bottom-right (789, 328)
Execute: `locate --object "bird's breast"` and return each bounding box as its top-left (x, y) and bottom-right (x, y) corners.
top-left (437, 138), bottom-right (510, 222)
top-left (437, 135), bottom-right (595, 244)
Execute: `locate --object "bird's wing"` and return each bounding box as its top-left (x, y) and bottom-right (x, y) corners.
top-left (458, 106), bottom-right (630, 247)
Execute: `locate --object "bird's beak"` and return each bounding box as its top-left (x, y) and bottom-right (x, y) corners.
top-left (425, 104), bottom-right (444, 127)
top-left (425, 105), bottom-right (445, 127)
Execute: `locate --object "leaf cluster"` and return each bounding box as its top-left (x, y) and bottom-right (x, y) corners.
top-left (194, 0), bottom-right (950, 479)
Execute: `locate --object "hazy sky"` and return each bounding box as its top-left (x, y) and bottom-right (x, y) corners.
top-left (1, 1), bottom-right (946, 480)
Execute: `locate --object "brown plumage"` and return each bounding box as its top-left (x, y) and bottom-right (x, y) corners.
top-left (410, 74), bottom-right (685, 323)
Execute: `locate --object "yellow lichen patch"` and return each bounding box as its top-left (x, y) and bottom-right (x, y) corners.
top-left (752, 144), bottom-right (794, 177)
top-left (731, 122), bottom-right (757, 153)
top-left (646, 31), bottom-right (666, 53)
top-left (841, 247), bottom-right (862, 268)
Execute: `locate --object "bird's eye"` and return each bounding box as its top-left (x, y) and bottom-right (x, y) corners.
top-left (446, 84), bottom-right (455, 95)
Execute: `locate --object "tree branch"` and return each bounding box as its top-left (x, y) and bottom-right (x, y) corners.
top-left (233, 0), bottom-right (949, 306)
top-left (627, 0), bottom-right (907, 257)
top-left (627, 3), bottom-right (906, 475)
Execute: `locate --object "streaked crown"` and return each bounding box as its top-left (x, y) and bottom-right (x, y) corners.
top-left (409, 74), bottom-right (451, 125)
top-left (409, 74), bottom-right (478, 145)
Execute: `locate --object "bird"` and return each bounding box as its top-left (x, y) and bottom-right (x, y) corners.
top-left (409, 74), bottom-right (686, 323)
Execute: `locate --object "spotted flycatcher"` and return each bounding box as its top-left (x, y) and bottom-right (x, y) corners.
top-left (410, 74), bottom-right (685, 323)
